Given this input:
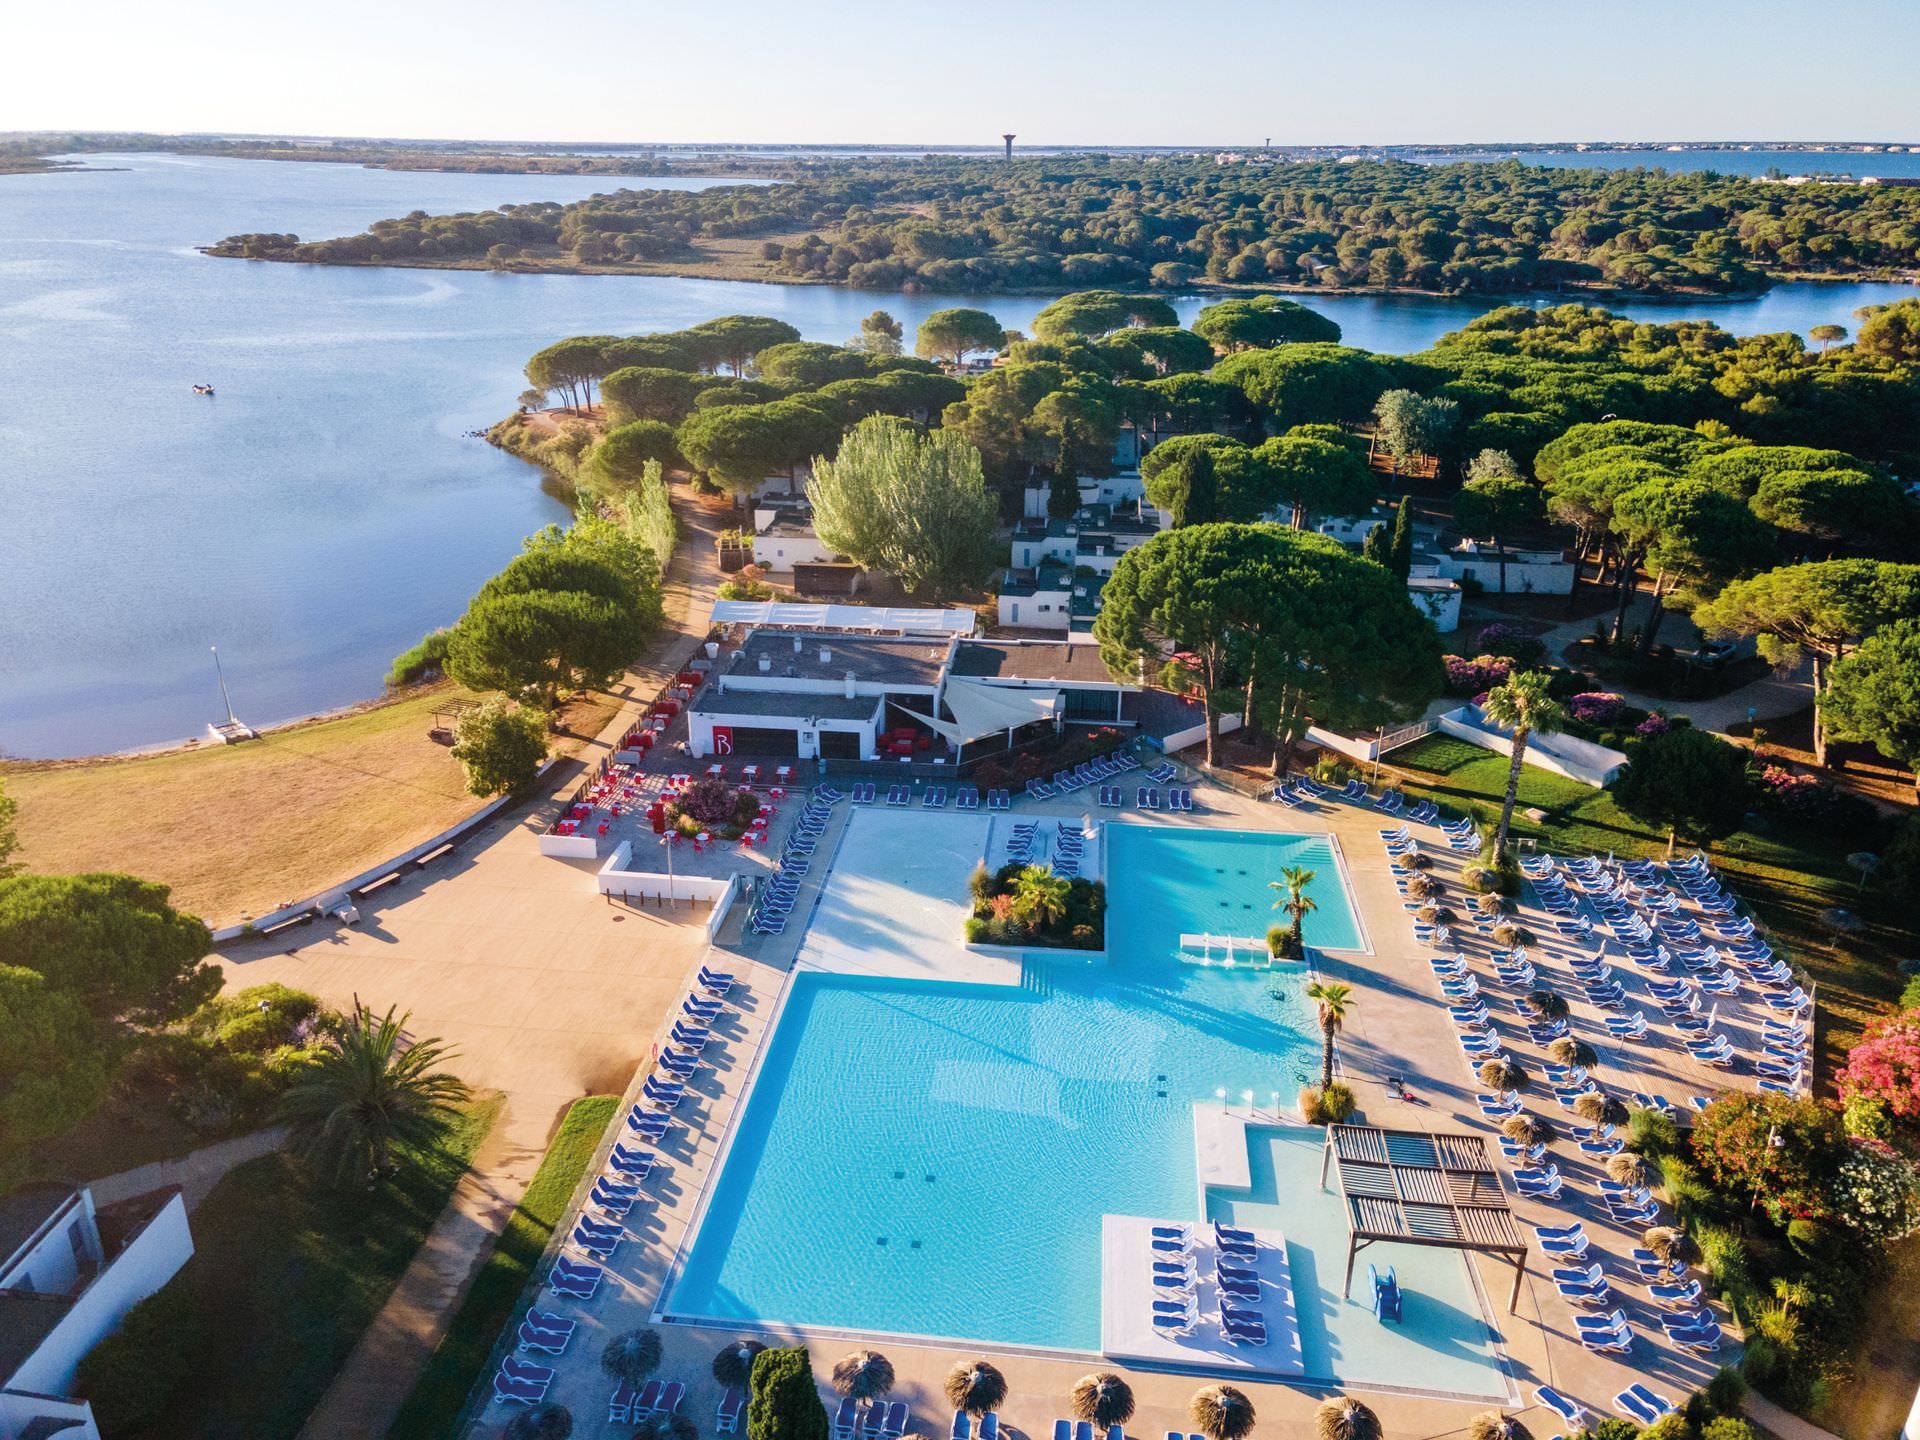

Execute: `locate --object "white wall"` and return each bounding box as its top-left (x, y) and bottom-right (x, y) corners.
top-left (9, 1193), bottom-right (193, 1398)
top-left (997, 593), bottom-right (1072, 631)
top-left (1406, 580), bottom-right (1462, 634)
top-left (688, 706), bottom-right (879, 760)
top-left (1438, 550), bottom-right (1575, 596)
top-left (1436, 705), bottom-right (1626, 788)
top-left (1160, 713), bottom-right (1243, 755)
top-left (538, 832), bottom-right (600, 859)
top-left (596, 843), bottom-right (738, 903)
top-left (752, 533), bottom-right (840, 569)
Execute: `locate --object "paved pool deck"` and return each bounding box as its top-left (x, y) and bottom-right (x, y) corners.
top-left (461, 757), bottom-right (1742, 1439)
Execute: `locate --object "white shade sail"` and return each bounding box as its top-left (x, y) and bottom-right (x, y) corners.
top-left (899, 679), bottom-right (1062, 747)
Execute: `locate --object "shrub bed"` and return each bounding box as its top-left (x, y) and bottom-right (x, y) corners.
top-left (964, 862), bottom-right (1105, 950)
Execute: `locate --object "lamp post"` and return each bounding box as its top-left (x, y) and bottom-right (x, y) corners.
top-left (660, 831), bottom-right (677, 905)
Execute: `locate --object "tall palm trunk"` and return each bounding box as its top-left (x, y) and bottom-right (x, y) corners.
top-left (1321, 1023), bottom-right (1336, 1090)
top-left (1493, 725), bottom-right (1531, 866)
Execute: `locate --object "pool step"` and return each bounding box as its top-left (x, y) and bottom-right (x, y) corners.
top-left (1020, 962), bottom-right (1054, 997)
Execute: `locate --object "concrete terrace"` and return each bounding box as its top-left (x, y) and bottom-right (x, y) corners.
top-left (464, 757), bottom-right (1747, 1440)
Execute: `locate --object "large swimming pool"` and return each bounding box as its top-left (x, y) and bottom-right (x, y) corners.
top-left (668, 821), bottom-right (1495, 1391)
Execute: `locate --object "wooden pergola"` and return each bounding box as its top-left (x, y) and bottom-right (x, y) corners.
top-left (1320, 1122), bottom-right (1530, 1314)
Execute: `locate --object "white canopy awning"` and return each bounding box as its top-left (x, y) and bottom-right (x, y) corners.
top-left (709, 601), bottom-right (976, 636)
top-left (899, 679), bottom-right (1061, 747)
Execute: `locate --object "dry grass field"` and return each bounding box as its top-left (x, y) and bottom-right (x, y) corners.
top-left (1, 683), bottom-right (623, 926)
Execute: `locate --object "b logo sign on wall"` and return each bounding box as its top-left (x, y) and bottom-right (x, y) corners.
top-left (711, 727), bottom-right (734, 755)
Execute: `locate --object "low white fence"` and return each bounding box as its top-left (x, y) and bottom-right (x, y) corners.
top-left (1160, 713), bottom-right (1242, 755)
top-left (538, 832), bottom-right (599, 859)
top-left (595, 841), bottom-right (734, 904)
top-left (706, 875), bottom-right (743, 942)
top-left (1435, 704), bottom-right (1626, 788)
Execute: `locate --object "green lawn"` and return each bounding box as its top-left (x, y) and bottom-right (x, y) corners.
top-left (1387, 734), bottom-right (1915, 1073)
top-left (386, 1094), bottom-right (619, 1440)
top-left (129, 1093), bottom-right (502, 1439)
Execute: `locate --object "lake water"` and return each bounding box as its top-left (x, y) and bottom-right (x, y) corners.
top-left (1, 154), bottom-right (1913, 758)
top-left (1409, 147), bottom-right (1920, 180)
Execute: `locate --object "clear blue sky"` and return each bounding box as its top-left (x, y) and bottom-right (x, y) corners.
top-left (9, 0), bottom-right (1918, 147)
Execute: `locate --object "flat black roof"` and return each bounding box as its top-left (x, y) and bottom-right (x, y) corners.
top-left (951, 640), bottom-right (1119, 687)
top-left (726, 632), bottom-right (951, 688)
top-left (695, 691), bottom-right (883, 721)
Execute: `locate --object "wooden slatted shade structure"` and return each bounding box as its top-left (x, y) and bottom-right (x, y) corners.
top-left (1320, 1122), bottom-right (1530, 1313)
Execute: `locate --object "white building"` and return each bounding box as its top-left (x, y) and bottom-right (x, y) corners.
top-left (1406, 574), bottom-right (1464, 634)
top-left (1435, 538), bottom-right (1575, 596)
top-left (1, 1182), bottom-right (195, 1440)
top-left (684, 631), bottom-right (1215, 763)
top-left (750, 504), bottom-right (842, 572)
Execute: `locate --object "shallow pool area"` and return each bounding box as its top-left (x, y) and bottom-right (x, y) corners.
top-left (666, 813), bottom-right (1501, 1395)
top-left (1208, 1128), bottom-right (1507, 1398)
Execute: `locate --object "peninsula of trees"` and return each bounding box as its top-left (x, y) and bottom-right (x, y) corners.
top-left (208, 155), bottom-right (1920, 296)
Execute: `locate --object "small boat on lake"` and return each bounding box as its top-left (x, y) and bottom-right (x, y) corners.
top-left (192, 383), bottom-right (215, 395)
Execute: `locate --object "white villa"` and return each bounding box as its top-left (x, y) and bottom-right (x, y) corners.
top-left (0, 1182), bottom-right (194, 1440)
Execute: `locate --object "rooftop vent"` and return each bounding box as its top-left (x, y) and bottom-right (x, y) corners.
top-left (758, 656), bottom-right (771, 673)
top-left (793, 636), bottom-right (804, 653)
top-left (844, 670), bottom-right (857, 700)
top-left (785, 664), bottom-right (797, 677)
top-left (820, 647), bottom-right (832, 664)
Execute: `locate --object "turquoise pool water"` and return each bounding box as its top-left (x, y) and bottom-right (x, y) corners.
top-left (668, 825), bottom-right (1443, 1368)
top-left (1209, 1129), bottom-right (1507, 1397)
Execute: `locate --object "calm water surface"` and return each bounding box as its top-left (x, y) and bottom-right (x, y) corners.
top-left (1, 154), bottom-right (1913, 757)
top-left (1411, 147), bottom-right (1920, 180)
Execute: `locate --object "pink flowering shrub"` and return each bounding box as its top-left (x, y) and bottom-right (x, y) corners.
top-left (1635, 713), bottom-right (1671, 737)
top-left (1472, 623), bottom-right (1547, 666)
top-left (1840, 1011), bottom-right (1920, 1120)
top-left (1570, 692), bottom-right (1627, 725)
top-left (1755, 764), bottom-right (1873, 832)
top-left (1444, 654), bottom-right (1511, 696)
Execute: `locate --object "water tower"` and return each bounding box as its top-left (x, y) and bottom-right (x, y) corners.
top-left (1003, 134), bottom-right (1016, 160)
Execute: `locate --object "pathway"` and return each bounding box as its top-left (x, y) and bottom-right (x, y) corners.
top-left (1466, 593), bottom-right (1813, 736)
top-left (246, 485), bottom-right (731, 1437)
top-left (87, 1126), bottom-right (286, 1213)
top-left (1745, 1393), bottom-right (1848, 1440)
top-left (298, 1116), bottom-right (548, 1440)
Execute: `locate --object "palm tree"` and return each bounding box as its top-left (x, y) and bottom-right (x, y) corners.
top-left (1302, 980), bottom-right (1352, 1093)
top-left (832, 1350), bottom-right (896, 1402)
top-left (1269, 866), bottom-right (1318, 953)
top-left (1071, 1373), bottom-right (1136, 1432)
top-left (1190, 1385), bottom-right (1256, 1440)
top-left (1009, 865), bottom-right (1072, 932)
top-left (1467, 1412), bottom-right (1532, 1440)
top-left (1480, 672), bottom-right (1567, 868)
top-left (602, 1328), bottom-right (664, 1387)
top-left (945, 1361), bottom-right (1007, 1418)
top-left (276, 1002), bottom-right (470, 1188)
top-left (1315, 1396), bottom-right (1382, 1440)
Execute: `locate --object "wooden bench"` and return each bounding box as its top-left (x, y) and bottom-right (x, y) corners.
top-left (413, 843), bottom-right (456, 869)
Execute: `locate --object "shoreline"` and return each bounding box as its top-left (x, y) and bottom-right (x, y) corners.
top-left (191, 246), bottom-right (1915, 303)
top-left (0, 686), bottom-right (439, 771)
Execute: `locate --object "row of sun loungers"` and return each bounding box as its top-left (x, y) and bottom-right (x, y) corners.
top-left (1025, 750), bottom-right (1141, 800)
top-left (1146, 1222), bottom-right (1270, 1347)
top-left (749, 792), bottom-right (841, 936)
top-left (834, 1398), bottom-right (911, 1440)
top-left (502, 965), bottom-right (745, 1412)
